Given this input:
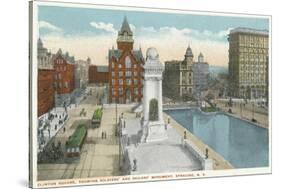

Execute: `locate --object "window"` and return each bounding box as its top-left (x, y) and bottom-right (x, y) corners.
top-left (112, 63), bottom-right (115, 68)
top-left (119, 87), bottom-right (123, 94)
top-left (134, 88), bottom-right (138, 95)
top-left (126, 71), bottom-right (131, 77)
top-left (119, 71), bottom-right (123, 77)
top-left (119, 79), bottom-right (123, 85)
top-left (133, 71), bottom-right (137, 76)
top-left (65, 82), bottom-right (68, 88)
top-left (111, 97), bottom-right (115, 103)
top-left (134, 79), bottom-right (138, 85)
top-left (119, 64), bottom-right (122, 68)
top-left (112, 88), bottom-right (115, 95)
top-left (112, 79), bottom-right (115, 85)
top-left (112, 72), bottom-right (115, 77)
top-left (125, 56), bottom-right (131, 68)
top-left (126, 79), bottom-right (131, 85)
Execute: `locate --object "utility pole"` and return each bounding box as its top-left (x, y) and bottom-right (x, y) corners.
top-left (252, 102), bottom-right (255, 120)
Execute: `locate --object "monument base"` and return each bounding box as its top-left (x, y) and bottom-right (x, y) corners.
top-left (142, 121), bottom-right (168, 143)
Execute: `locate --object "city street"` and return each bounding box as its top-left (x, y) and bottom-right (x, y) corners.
top-left (38, 85), bottom-right (121, 180)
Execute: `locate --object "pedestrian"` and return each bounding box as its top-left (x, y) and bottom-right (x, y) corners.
top-left (101, 131), bottom-right (104, 139)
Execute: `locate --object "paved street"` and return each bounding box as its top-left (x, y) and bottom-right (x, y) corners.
top-left (38, 86), bottom-right (120, 180)
top-left (215, 99), bottom-right (269, 128)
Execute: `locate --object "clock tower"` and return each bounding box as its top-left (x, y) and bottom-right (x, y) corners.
top-left (117, 16), bottom-right (134, 51)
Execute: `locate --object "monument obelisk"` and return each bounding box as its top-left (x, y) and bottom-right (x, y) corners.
top-left (141, 47), bottom-right (168, 143)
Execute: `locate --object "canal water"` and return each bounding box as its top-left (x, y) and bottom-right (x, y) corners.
top-left (165, 108), bottom-right (269, 168)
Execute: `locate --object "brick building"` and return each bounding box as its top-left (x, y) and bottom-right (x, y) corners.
top-left (53, 49), bottom-right (76, 106)
top-left (108, 16), bottom-right (144, 104)
top-left (88, 65), bottom-right (109, 85)
top-left (37, 38), bottom-right (55, 117)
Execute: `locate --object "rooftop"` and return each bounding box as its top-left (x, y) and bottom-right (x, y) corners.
top-left (229, 27), bottom-right (269, 36)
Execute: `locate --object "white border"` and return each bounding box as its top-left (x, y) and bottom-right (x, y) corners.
top-left (30, 0), bottom-right (272, 188)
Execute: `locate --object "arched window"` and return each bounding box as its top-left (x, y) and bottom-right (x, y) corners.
top-left (125, 56), bottom-right (131, 68)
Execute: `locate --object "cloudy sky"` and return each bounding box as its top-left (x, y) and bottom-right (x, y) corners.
top-left (38, 5), bottom-right (269, 67)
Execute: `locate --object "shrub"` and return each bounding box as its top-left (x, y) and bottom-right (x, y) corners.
top-left (200, 107), bottom-right (218, 113)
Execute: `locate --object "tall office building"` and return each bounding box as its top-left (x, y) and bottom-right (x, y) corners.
top-left (228, 27), bottom-right (269, 99)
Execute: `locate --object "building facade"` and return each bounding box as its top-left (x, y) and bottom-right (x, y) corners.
top-left (192, 53), bottom-right (210, 96)
top-left (228, 27), bottom-right (269, 99)
top-left (88, 65), bottom-right (109, 85)
top-left (163, 45), bottom-right (194, 100)
top-left (75, 58), bottom-right (90, 89)
top-left (53, 49), bottom-right (76, 106)
top-left (108, 17), bottom-right (145, 104)
top-left (180, 45), bottom-right (194, 98)
top-left (37, 38), bottom-right (55, 117)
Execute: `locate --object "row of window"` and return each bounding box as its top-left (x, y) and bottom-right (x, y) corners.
top-left (55, 66), bottom-right (67, 72)
top-left (111, 63), bottom-right (139, 69)
top-left (240, 67), bottom-right (266, 72)
top-left (111, 88), bottom-right (142, 95)
top-left (56, 59), bottom-right (64, 64)
top-left (111, 56), bottom-right (139, 69)
top-left (111, 78), bottom-right (142, 85)
top-left (54, 74), bottom-right (62, 80)
top-left (111, 97), bottom-right (140, 103)
top-left (182, 79), bottom-right (192, 85)
top-left (54, 82), bottom-right (69, 89)
top-left (111, 71), bottom-right (143, 77)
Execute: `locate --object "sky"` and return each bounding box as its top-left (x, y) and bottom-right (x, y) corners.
top-left (38, 5), bottom-right (269, 67)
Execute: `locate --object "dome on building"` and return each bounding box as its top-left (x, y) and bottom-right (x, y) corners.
top-left (146, 47), bottom-right (159, 61)
top-left (185, 45), bottom-right (193, 58)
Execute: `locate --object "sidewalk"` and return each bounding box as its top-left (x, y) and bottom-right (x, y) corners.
top-left (120, 110), bottom-right (202, 175)
top-left (215, 100), bottom-right (269, 128)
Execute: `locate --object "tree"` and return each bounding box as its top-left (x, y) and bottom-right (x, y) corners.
top-left (206, 92), bottom-right (215, 101)
top-left (149, 99), bottom-right (158, 121)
